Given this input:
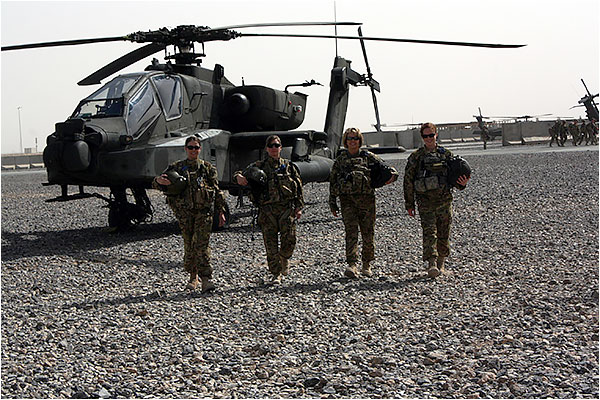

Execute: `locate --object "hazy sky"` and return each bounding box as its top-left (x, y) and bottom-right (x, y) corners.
top-left (1, 0), bottom-right (598, 154)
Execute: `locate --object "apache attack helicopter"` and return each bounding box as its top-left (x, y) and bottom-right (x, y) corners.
top-left (1, 22), bottom-right (524, 230)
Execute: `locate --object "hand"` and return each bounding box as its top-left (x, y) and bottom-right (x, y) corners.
top-left (236, 175), bottom-right (248, 186)
top-left (407, 208), bottom-right (415, 217)
top-left (156, 174), bottom-right (171, 185)
top-left (456, 175), bottom-right (470, 187)
top-left (218, 212), bottom-right (226, 227)
top-left (294, 208), bottom-right (302, 220)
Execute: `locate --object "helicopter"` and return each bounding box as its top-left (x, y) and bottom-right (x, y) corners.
top-left (472, 107), bottom-right (503, 142)
top-left (1, 22), bottom-right (524, 230)
top-left (571, 79), bottom-right (599, 122)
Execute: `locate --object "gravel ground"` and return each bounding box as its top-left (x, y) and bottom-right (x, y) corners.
top-left (1, 146), bottom-right (598, 399)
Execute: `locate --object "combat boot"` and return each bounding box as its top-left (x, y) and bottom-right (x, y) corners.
top-left (200, 277), bottom-right (215, 293)
top-left (271, 273), bottom-right (282, 284)
top-left (280, 256), bottom-right (290, 276)
top-left (344, 263), bottom-right (359, 279)
top-left (186, 272), bottom-right (199, 290)
top-left (425, 257), bottom-right (440, 279)
top-left (436, 256), bottom-right (446, 274)
top-left (361, 261), bottom-right (372, 277)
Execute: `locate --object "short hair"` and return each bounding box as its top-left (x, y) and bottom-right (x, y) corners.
top-left (343, 127), bottom-right (363, 147)
top-left (185, 136), bottom-right (200, 146)
top-left (265, 135), bottom-right (281, 148)
top-left (420, 122), bottom-right (437, 134)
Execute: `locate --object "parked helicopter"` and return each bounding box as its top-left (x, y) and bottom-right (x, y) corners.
top-left (472, 107), bottom-right (503, 141)
top-left (571, 79), bottom-right (599, 122)
top-left (1, 22), bottom-right (524, 230)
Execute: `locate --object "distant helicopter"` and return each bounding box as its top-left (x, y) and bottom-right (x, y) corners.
top-left (570, 79), bottom-right (599, 121)
top-left (472, 107), bottom-right (503, 141)
top-left (1, 22), bottom-right (524, 230)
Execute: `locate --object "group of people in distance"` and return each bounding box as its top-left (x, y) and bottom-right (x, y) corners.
top-left (153, 122), bottom-right (470, 291)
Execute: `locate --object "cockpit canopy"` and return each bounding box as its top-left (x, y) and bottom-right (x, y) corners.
top-left (71, 73), bottom-right (184, 138)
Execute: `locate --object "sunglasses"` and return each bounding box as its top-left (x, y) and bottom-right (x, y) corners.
top-left (346, 136), bottom-right (360, 141)
top-left (267, 143), bottom-right (281, 148)
top-left (421, 134), bottom-right (436, 138)
top-left (186, 145), bottom-right (201, 150)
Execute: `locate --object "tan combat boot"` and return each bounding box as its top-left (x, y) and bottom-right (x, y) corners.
top-left (344, 263), bottom-right (359, 279)
top-left (280, 256), bottom-right (290, 276)
top-left (436, 257), bottom-right (446, 274)
top-left (271, 273), bottom-right (282, 284)
top-left (426, 257), bottom-right (440, 278)
top-left (200, 277), bottom-right (216, 293)
top-left (361, 261), bottom-right (372, 277)
top-left (186, 272), bottom-right (199, 290)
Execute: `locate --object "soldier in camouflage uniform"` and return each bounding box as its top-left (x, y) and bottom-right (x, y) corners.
top-left (549, 120), bottom-right (560, 147)
top-left (568, 122), bottom-right (580, 146)
top-left (480, 125), bottom-right (490, 150)
top-left (558, 120), bottom-right (568, 146)
top-left (329, 127), bottom-right (398, 278)
top-left (403, 123), bottom-right (469, 279)
top-left (589, 120), bottom-right (599, 145)
top-left (582, 120), bottom-right (598, 145)
top-left (153, 136), bottom-right (226, 292)
top-left (234, 135), bottom-right (304, 284)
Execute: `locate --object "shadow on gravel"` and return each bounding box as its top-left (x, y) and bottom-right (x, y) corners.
top-left (1, 222), bottom-right (180, 261)
top-left (62, 275), bottom-right (426, 310)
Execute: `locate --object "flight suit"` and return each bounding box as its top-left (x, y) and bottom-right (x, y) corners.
top-left (403, 145), bottom-right (463, 262)
top-left (329, 149), bottom-right (398, 268)
top-left (154, 158), bottom-right (226, 279)
top-left (237, 157), bottom-right (304, 277)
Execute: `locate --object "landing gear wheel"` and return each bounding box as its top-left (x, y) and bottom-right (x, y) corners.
top-left (107, 186), bottom-right (153, 231)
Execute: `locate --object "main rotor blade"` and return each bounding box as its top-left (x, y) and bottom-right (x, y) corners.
top-left (209, 21), bottom-right (361, 31)
top-left (490, 113), bottom-right (553, 119)
top-left (239, 33), bottom-right (525, 48)
top-left (78, 43), bottom-right (165, 86)
top-left (1, 36), bottom-right (127, 51)
top-left (358, 27), bottom-right (381, 131)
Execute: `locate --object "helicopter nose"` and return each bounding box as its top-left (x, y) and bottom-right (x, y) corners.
top-left (44, 118), bottom-right (91, 172)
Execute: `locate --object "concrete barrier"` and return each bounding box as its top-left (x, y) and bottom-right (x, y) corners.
top-left (1, 153), bottom-right (44, 170)
top-left (502, 121), bottom-right (554, 145)
top-left (362, 121), bottom-right (558, 149)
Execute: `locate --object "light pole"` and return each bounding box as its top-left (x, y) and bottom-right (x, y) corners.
top-left (17, 106), bottom-right (23, 153)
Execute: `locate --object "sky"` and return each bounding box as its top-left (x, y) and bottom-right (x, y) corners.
top-left (1, 0), bottom-right (598, 154)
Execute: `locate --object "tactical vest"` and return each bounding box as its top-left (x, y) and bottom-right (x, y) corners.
top-left (258, 158), bottom-right (299, 205)
top-left (336, 150), bottom-right (374, 195)
top-left (167, 159), bottom-right (215, 210)
top-left (414, 149), bottom-right (449, 193)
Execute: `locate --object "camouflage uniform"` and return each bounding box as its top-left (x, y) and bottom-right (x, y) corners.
top-left (568, 122), bottom-right (580, 146)
top-left (583, 121), bottom-right (598, 145)
top-left (329, 149), bottom-right (398, 267)
top-left (589, 121), bottom-right (599, 145)
top-left (403, 145), bottom-right (464, 262)
top-left (548, 122), bottom-right (560, 147)
top-left (558, 121), bottom-right (568, 146)
top-left (238, 157), bottom-right (304, 276)
top-left (480, 126), bottom-right (490, 150)
top-left (154, 158), bottom-right (226, 279)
